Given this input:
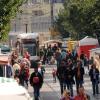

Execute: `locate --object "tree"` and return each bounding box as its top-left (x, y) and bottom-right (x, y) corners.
top-left (0, 0), bottom-right (27, 40)
top-left (54, 0), bottom-right (100, 40)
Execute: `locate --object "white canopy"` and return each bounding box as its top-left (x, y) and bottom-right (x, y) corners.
top-left (79, 36), bottom-right (98, 46)
top-left (90, 48), bottom-right (100, 53)
top-left (17, 33), bottom-right (39, 39)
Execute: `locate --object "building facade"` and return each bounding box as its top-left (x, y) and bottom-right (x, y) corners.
top-left (10, 0), bottom-right (63, 45)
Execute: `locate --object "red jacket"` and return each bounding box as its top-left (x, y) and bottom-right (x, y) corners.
top-left (74, 95), bottom-right (88, 100)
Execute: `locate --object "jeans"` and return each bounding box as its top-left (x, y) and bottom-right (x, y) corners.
top-left (67, 83), bottom-right (73, 96)
top-left (59, 80), bottom-right (66, 95)
top-left (92, 81), bottom-right (99, 95)
top-left (76, 81), bottom-right (83, 93)
top-left (33, 86), bottom-right (40, 100)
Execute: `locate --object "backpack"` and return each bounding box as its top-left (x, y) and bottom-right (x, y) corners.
top-left (33, 77), bottom-right (39, 83)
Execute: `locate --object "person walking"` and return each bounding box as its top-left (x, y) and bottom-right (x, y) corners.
top-left (54, 49), bottom-right (61, 68)
top-left (65, 65), bottom-right (75, 96)
top-left (74, 61), bottom-right (85, 93)
top-left (30, 63), bottom-right (43, 100)
top-left (89, 64), bottom-right (99, 96)
top-left (57, 60), bottom-right (66, 95)
top-left (52, 68), bottom-right (57, 83)
top-left (38, 62), bottom-right (45, 78)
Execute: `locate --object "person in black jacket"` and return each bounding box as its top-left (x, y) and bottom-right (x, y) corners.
top-left (57, 60), bottom-right (66, 95)
top-left (30, 63), bottom-right (43, 100)
top-left (89, 64), bottom-right (99, 95)
top-left (65, 65), bottom-right (75, 96)
top-left (74, 61), bottom-right (84, 93)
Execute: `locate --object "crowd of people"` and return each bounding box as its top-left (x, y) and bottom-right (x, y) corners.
top-left (39, 44), bottom-right (100, 100)
top-left (6, 49), bottom-right (45, 100)
top-left (2, 43), bottom-right (100, 100)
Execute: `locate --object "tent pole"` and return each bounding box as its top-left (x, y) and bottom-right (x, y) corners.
top-left (4, 65), bottom-right (6, 77)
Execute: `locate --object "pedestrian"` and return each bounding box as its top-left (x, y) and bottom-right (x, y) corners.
top-left (52, 68), bottom-right (57, 83)
top-left (74, 61), bottom-right (85, 93)
top-left (54, 49), bottom-right (61, 68)
top-left (57, 60), bottom-right (66, 95)
top-left (47, 48), bottom-right (53, 64)
top-left (84, 55), bottom-right (89, 74)
top-left (74, 86), bottom-right (90, 100)
top-left (38, 62), bottom-right (45, 78)
top-left (13, 62), bottom-right (20, 78)
top-left (80, 51), bottom-right (85, 67)
top-left (11, 49), bottom-right (19, 66)
top-left (23, 49), bottom-right (30, 61)
top-left (60, 90), bottom-right (74, 100)
top-left (61, 49), bottom-right (67, 61)
top-left (19, 62), bottom-right (27, 86)
top-left (65, 65), bottom-right (75, 96)
top-left (24, 66), bottom-right (30, 88)
top-left (89, 63), bottom-right (99, 96)
top-left (6, 63), bottom-right (13, 78)
top-left (30, 63), bottom-right (43, 100)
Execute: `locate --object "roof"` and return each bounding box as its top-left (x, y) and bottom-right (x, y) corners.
top-left (17, 33), bottom-right (39, 39)
top-left (90, 48), bottom-right (100, 54)
top-left (0, 54), bottom-right (9, 65)
top-left (0, 77), bottom-right (31, 100)
top-left (44, 40), bottom-right (63, 44)
top-left (79, 36), bottom-right (98, 46)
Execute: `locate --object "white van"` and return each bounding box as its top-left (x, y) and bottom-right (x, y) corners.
top-left (0, 77), bottom-right (32, 100)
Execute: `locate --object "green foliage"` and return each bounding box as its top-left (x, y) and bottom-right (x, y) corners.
top-left (0, 0), bottom-right (27, 40)
top-left (54, 0), bottom-right (100, 40)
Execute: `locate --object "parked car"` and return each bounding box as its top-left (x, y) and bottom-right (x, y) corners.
top-left (0, 77), bottom-right (32, 100)
top-left (0, 45), bottom-right (10, 54)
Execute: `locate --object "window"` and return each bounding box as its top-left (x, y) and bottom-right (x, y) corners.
top-left (32, 10), bottom-right (44, 16)
top-left (44, 0), bottom-right (50, 3)
top-left (32, 0), bottom-right (36, 3)
top-left (32, 0), bottom-right (42, 4)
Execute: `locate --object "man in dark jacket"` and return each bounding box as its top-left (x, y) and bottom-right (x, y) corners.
top-left (89, 64), bottom-right (99, 95)
top-left (57, 60), bottom-right (66, 95)
top-left (74, 61), bottom-right (84, 93)
top-left (30, 63), bottom-right (43, 100)
top-left (65, 66), bottom-right (75, 96)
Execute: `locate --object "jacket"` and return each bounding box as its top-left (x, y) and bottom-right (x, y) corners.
top-left (74, 67), bottom-right (84, 82)
top-left (89, 68), bottom-right (99, 82)
top-left (30, 71), bottom-right (43, 88)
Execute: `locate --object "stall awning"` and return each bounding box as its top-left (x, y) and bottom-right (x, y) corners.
top-left (0, 55), bottom-right (8, 65)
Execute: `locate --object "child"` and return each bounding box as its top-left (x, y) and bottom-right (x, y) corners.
top-left (60, 90), bottom-right (74, 100)
top-left (52, 68), bottom-right (57, 83)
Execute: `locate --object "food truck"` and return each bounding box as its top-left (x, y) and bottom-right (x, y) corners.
top-left (16, 33), bottom-right (40, 61)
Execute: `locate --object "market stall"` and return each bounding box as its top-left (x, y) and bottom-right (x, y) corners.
top-left (77, 36), bottom-right (99, 58)
top-left (43, 40), bottom-right (63, 48)
top-left (90, 48), bottom-right (100, 71)
top-left (0, 54), bottom-right (9, 77)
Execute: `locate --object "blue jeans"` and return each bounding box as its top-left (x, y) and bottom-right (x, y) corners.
top-left (67, 83), bottom-right (73, 96)
top-left (33, 86), bottom-right (40, 100)
top-left (76, 80), bottom-right (83, 93)
top-left (92, 81), bottom-right (99, 95)
top-left (59, 80), bottom-right (66, 95)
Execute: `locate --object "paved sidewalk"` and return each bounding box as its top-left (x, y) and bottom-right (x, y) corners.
top-left (28, 65), bottom-right (100, 100)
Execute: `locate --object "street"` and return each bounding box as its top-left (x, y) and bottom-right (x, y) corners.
top-left (28, 65), bottom-right (100, 100)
